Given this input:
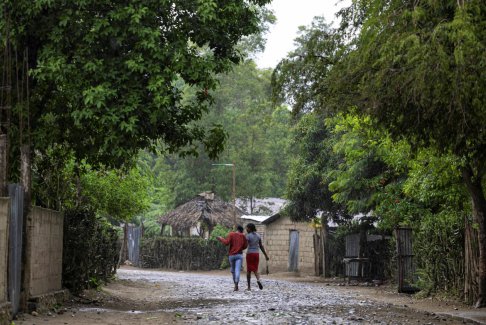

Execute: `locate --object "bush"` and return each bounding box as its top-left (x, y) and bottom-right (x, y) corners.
top-left (140, 236), bottom-right (228, 270)
top-left (209, 224), bottom-right (231, 241)
top-left (414, 211), bottom-right (464, 298)
top-left (62, 207), bottom-right (119, 295)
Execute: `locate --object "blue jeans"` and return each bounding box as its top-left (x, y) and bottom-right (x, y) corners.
top-left (229, 254), bottom-right (243, 284)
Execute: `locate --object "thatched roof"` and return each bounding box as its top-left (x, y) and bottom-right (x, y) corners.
top-left (158, 192), bottom-right (244, 230)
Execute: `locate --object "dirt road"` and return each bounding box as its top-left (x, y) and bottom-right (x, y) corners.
top-left (15, 267), bottom-right (482, 324)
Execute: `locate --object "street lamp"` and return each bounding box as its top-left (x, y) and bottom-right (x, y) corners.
top-left (212, 163), bottom-right (236, 226)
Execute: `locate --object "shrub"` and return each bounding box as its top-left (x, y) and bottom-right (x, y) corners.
top-left (140, 236), bottom-right (228, 270)
top-left (63, 207), bottom-right (119, 294)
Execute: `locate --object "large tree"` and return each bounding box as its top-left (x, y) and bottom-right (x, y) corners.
top-left (141, 60), bottom-right (291, 210)
top-left (332, 0), bottom-right (486, 306)
top-left (0, 0), bottom-right (270, 181)
top-left (272, 16), bottom-right (349, 221)
top-left (284, 112), bottom-right (347, 221)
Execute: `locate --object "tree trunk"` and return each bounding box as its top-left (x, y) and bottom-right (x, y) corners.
top-left (462, 166), bottom-right (486, 308)
top-left (465, 215), bottom-right (479, 305)
top-left (21, 145), bottom-right (31, 209)
top-left (313, 231), bottom-right (320, 276)
top-left (117, 223), bottom-right (128, 269)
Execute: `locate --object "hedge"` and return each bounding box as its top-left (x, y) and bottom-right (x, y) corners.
top-left (140, 237), bottom-right (228, 270)
top-left (62, 208), bottom-right (119, 294)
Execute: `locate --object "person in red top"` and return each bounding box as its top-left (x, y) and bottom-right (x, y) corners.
top-left (217, 225), bottom-right (248, 291)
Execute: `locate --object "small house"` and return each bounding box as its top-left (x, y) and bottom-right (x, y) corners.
top-left (241, 212), bottom-right (319, 276)
top-left (158, 192), bottom-right (244, 238)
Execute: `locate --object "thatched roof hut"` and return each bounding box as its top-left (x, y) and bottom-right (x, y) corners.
top-left (158, 192), bottom-right (244, 236)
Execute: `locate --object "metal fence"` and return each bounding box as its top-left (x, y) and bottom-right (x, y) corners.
top-left (8, 184), bottom-right (23, 315)
top-left (344, 233), bottom-right (361, 278)
top-left (395, 227), bottom-right (416, 292)
top-left (127, 225), bottom-right (142, 266)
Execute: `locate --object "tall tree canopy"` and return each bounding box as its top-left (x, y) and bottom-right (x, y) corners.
top-left (332, 0), bottom-right (486, 306)
top-left (272, 16), bottom-right (342, 116)
top-left (0, 0), bottom-right (271, 174)
top-left (140, 60), bottom-right (290, 212)
top-left (273, 2), bottom-right (485, 304)
top-left (284, 112), bottom-right (347, 222)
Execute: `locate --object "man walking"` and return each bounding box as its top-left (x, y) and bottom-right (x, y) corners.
top-left (217, 225), bottom-right (248, 291)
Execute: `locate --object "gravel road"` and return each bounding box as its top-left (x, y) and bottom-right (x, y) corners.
top-left (15, 268), bottom-right (474, 324)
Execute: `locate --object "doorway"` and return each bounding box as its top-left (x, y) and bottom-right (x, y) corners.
top-left (288, 230), bottom-right (299, 272)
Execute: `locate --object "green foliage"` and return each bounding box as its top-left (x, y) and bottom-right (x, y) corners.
top-left (209, 224), bottom-right (231, 241)
top-left (284, 112), bottom-right (348, 222)
top-left (333, 0), bottom-right (486, 165)
top-left (136, 212), bottom-right (161, 238)
top-left (237, 6), bottom-right (276, 57)
top-left (209, 224), bottom-right (231, 268)
top-left (81, 166), bottom-right (150, 221)
top-left (140, 60), bottom-right (291, 211)
top-left (326, 112), bottom-right (389, 214)
top-left (414, 210), bottom-right (465, 297)
top-left (272, 7), bottom-right (482, 299)
top-left (140, 236), bottom-right (228, 270)
top-left (32, 145), bottom-right (78, 210)
top-left (88, 276), bottom-right (103, 291)
top-left (404, 149), bottom-right (468, 211)
top-left (63, 207), bottom-right (119, 295)
top-left (331, 6), bottom-right (486, 305)
top-left (272, 16), bottom-right (343, 115)
top-left (2, 0), bottom-right (272, 177)
top-left (32, 146), bottom-right (152, 223)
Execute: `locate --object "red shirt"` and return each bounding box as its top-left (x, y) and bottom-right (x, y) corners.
top-left (218, 231), bottom-right (248, 255)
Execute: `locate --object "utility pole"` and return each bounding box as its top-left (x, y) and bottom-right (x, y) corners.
top-left (232, 162), bottom-right (236, 225)
top-left (212, 163), bottom-right (237, 227)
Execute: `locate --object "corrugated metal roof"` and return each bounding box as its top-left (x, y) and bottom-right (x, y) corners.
top-left (236, 197), bottom-right (287, 215)
top-left (240, 215), bottom-right (273, 223)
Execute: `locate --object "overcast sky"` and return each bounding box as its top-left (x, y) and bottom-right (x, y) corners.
top-left (255, 0), bottom-right (350, 69)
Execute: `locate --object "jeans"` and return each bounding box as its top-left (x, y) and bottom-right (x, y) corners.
top-left (229, 254), bottom-right (243, 284)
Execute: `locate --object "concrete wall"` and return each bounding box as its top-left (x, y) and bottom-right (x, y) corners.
top-left (0, 198), bottom-right (9, 303)
top-left (264, 216), bottom-right (316, 275)
top-left (27, 207), bottom-right (63, 297)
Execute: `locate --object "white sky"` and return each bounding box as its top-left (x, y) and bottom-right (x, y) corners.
top-left (255, 0), bottom-right (350, 69)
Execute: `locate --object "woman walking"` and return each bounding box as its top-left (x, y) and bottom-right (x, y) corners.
top-left (217, 225), bottom-right (248, 291)
top-left (245, 223), bottom-right (269, 290)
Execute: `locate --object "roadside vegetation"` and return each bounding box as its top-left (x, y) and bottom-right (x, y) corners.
top-left (272, 0), bottom-right (485, 305)
top-left (1, 0), bottom-right (484, 306)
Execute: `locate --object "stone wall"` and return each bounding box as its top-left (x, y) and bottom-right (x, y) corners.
top-left (27, 207), bottom-right (63, 297)
top-left (264, 216), bottom-right (316, 275)
top-left (0, 198), bottom-right (9, 303)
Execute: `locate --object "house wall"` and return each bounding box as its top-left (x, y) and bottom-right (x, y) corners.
top-left (264, 216), bottom-right (316, 275)
top-left (27, 207), bottom-right (63, 297)
top-left (0, 198), bottom-right (9, 303)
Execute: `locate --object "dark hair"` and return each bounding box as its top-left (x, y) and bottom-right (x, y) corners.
top-left (246, 223), bottom-right (256, 232)
top-left (236, 225), bottom-right (244, 232)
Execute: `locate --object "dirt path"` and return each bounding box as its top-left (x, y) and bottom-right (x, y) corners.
top-left (14, 267), bottom-right (484, 324)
